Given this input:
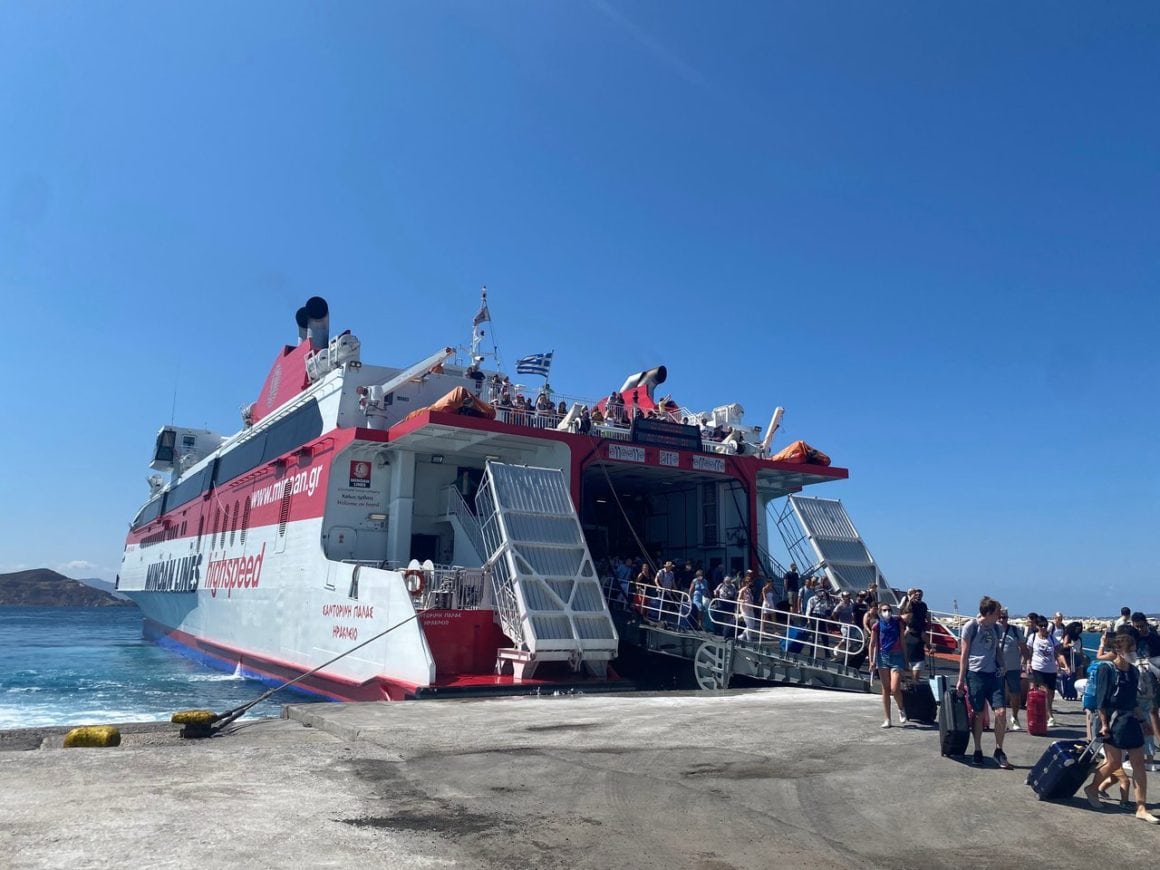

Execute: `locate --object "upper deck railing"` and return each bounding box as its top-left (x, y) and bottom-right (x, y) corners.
top-left (492, 406), bottom-right (760, 456)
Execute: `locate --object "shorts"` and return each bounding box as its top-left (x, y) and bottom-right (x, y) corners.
top-left (965, 671), bottom-right (1006, 715)
top-left (877, 650), bottom-right (904, 673)
top-left (1108, 712), bottom-right (1145, 750)
top-left (1003, 670), bottom-right (1022, 696)
top-left (1031, 670), bottom-right (1058, 692)
top-left (904, 635), bottom-right (925, 668)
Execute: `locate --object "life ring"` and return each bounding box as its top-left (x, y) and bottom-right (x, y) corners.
top-left (403, 569), bottom-right (426, 596)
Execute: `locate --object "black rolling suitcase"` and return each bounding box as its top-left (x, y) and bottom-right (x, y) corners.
top-left (1059, 672), bottom-right (1078, 701)
top-left (1026, 739), bottom-right (1102, 800)
top-left (902, 681), bottom-right (937, 723)
top-left (939, 683), bottom-right (970, 756)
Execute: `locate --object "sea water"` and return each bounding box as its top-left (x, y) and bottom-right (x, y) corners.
top-left (0, 607), bottom-right (319, 729)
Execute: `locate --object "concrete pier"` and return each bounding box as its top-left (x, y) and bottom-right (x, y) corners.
top-left (1, 689), bottom-right (1156, 869)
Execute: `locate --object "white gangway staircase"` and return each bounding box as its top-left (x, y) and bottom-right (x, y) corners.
top-left (475, 461), bottom-right (619, 679)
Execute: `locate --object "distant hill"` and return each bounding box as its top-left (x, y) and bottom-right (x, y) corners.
top-left (77, 576), bottom-right (130, 601)
top-left (0, 569), bottom-right (136, 607)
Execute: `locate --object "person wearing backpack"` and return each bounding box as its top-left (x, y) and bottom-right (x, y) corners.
top-left (997, 609), bottom-right (1029, 730)
top-left (1083, 651), bottom-right (1114, 742)
top-left (956, 596), bottom-right (1012, 769)
top-left (1083, 628), bottom-right (1160, 824)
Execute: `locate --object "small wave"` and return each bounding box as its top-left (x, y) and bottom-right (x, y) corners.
top-left (186, 673), bottom-right (246, 683)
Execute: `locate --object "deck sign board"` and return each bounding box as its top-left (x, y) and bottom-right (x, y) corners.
top-left (608, 444), bottom-right (646, 463)
top-left (630, 418), bottom-right (703, 452)
top-left (692, 455), bottom-right (726, 474)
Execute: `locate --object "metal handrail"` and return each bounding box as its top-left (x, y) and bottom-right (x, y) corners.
top-left (445, 486), bottom-right (488, 561)
top-left (600, 575), bottom-right (868, 665)
top-left (491, 402), bottom-right (757, 454)
top-left (603, 577), bottom-right (694, 626)
top-left (706, 598), bottom-right (868, 662)
top-left (414, 566), bottom-right (488, 611)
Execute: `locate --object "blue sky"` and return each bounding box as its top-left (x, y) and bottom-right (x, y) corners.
top-left (1, 3), bottom-right (1156, 616)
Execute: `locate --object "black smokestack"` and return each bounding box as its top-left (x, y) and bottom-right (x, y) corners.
top-left (295, 306), bottom-right (309, 343)
top-left (303, 296), bottom-right (329, 350)
top-left (619, 365), bottom-right (667, 394)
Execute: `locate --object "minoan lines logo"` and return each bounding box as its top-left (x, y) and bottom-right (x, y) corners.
top-left (349, 460), bottom-right (371, 488)
top-left (206, 544), bottom-right (266, 598)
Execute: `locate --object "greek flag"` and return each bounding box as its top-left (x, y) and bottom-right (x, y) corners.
top-left (515, 352), bottom-right (553, 377)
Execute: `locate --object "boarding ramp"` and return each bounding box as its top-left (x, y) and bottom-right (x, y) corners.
top-left (603, 578), bottom-right (870, 693)
top-left (476, 462), bottom-right (618, 679)
top-left (776, 496), bottom-right (900, 605)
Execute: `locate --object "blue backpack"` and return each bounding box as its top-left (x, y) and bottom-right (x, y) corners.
top-left (1082, 661), bottom-right (1111, 712)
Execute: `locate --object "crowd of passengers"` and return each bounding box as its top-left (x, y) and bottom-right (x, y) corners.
top-left (485, 376), bottom-right (749, 450)
top-left (603, 557), bottom-right (915, 665)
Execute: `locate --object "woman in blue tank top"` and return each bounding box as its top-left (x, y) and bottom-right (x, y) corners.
top-left (870, 603), bottom-right (906, 728)
top-left (1084, 629), bottom-right (1159, 824)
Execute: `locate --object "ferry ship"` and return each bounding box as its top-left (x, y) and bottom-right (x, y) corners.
top-left (117, 293), bottom-right (849, 700)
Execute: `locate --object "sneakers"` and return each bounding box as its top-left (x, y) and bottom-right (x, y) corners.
top-left (994, 748), bottom-right (1013, 770)
top-left (881, 719), bottom-right (892, 729)
top-left (1047, 716), bottom-right (1056, 727)
top-left (1009, 719), bottom-right (1021, 731)
top-left (1084, 785), bottom-right (1104, 810)
top-left (899, 714), bottom-right (909, 725)
top-left (1136, 810), bottom-right (1160, 825)
top-left (972, 750), bottom-right (985, 767)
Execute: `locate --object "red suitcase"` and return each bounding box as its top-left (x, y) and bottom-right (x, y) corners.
top-left (1027, 687), bottom-right (1048, 736)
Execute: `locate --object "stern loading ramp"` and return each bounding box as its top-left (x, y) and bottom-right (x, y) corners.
top-left (603, 496), bottom-right (962, 693)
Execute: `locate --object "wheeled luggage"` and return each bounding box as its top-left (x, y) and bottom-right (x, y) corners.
top-left (1027, 687), bottom-right (1048, 736)
top-left (1059, 672), bottom-right (1077, 701)
top-left (939, 688), bottom-right (970, 756)
top-left (902, 681), bottom-right (938, 723)
top-left (1026, 739), bottom-right (1103, 800)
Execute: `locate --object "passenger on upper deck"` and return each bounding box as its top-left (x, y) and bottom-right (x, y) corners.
top-left (590, 406), bottom-right (604, 426)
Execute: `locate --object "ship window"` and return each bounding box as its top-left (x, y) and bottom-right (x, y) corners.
top-left (701, 482), bottom-right (718, 547)
top-left (153, 429), bottom-right (176, 463)
top-left (196, 514), bottom-right (204, 549)
top-left (215, 432), bottom-right (267, 487)
top-left (261, 402), bottom-right (324, 465)
top-left (212, 402), bottom-right (324, 487)
top-left (212, 504), bottom-right (223, 549)
top-left (240, 497), bottom-right (251, 545)
top-left (131, 494), bottom-right (165, 530)
top-left (278, 486), bottom-right (293, 537)
top-left (229, 500), bottom-right (240, 546)
top-left (166, 464), bottom-right (211, 513)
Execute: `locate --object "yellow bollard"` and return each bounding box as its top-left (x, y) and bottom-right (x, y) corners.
top-left (171, 710), bottom-right (218, 726)
top-left (63, 726), bottom-right (122, 748)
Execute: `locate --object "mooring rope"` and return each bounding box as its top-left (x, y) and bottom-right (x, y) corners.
top-left (174, 610), bottom-right (422, 736)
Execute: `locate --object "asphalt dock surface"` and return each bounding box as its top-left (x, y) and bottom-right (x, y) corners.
top-left (2, 689), bottom-right (1156, 869)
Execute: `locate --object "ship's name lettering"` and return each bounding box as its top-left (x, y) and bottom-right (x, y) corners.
top-left (248, 466), bottom-right (322, 509)
top-left (206, 544), bottom-right (266, 598)
top-left (144, 554), bottom-right (201, 593)
top-left (332, 624), bottom-right (358, 641)
top-left (321, 603), bottom-right (375, 619)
